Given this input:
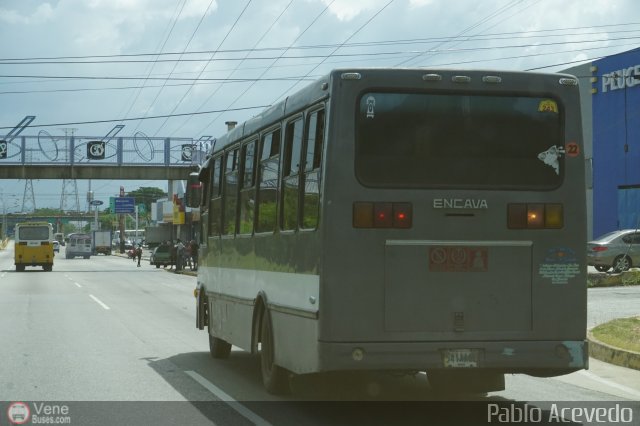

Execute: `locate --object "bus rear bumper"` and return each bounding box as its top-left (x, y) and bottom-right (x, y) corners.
top-left (317, 340), bottom-right (589, 376)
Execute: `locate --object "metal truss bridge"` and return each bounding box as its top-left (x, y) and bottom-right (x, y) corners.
top-left (0, 134), bottom-right (206, 180)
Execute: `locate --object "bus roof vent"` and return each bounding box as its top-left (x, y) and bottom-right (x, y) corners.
top-left (559, 77), bottom-right (578, 86)
top-left (341, 72), bottom-right (362, 80)
top-left (422, 73), bottom-right (442, 81)
top-left (452, 75), bottom-right (471, 83)
top-left (482, 75), bottom-right (502, 84)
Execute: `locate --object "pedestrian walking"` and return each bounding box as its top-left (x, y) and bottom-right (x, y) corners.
top-left (136, 245), bottom-right (142, 267)
top-left (190, 240), bottom-right (199, 271)
top-left (175, 239), bottom-right (185, 273)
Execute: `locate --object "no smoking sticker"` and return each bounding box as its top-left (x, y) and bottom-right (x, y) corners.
top-left (429, 246), bottom-right (488, 272)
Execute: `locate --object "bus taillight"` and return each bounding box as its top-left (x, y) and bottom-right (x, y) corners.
top-left (508, 203), bottom-right (563, 229)
top-left (393, 202), bottom-right (412, 228)
top-left (373, 203), bottom-right (393, 227)
top-left (354, 202), bottom-right (413, 229)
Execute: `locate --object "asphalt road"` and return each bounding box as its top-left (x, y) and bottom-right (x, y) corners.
top-left (1, 242), bottom-right (639, 425)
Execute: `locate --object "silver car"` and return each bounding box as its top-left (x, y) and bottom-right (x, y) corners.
top-left (587, 229), bottom-right (640, 272)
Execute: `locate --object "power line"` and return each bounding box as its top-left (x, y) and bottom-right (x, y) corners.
top-left (169, 0), bottom-right (296, 137)
top-left (152, 0), bottom-right (253, 137)
top-left (271, 0), bottom-right (396, 104)
top-left (1, 35), bottom-right (638, 78)
top-left (396, 0), bottom-right (530, 67)
top-left (2, 21), bottom-right (639, 63)
top-left (129, 0), bottom-right (218, 135)
top-left (0, 105), bottom-right (270, 130)
top-left (116, 0), bottom-right (189, 128)
top-left (194, 0), bottom-right (338, 136)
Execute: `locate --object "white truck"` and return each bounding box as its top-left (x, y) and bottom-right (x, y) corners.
top-left (145, 224), bottom-right (172, 249)
top-left (92, 230), bottom-right (112, 255)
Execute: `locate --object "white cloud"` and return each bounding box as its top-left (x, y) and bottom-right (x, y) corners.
top-left (0, 9), bottom-right (24, 24)
top-left (408, 0), bottom-right (435, 7)
top-left (0, 3), bottom-right (54, 25)
top-left (318, 0), bottom-right (390, 22)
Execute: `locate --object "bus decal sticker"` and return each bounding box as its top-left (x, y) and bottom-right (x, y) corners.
top-left (538, 247), bottom-right (580, 284)
top-left (429, 246), bottom-right (488, 272)
top-left (537, 99), bottom-right (558, 113)
top-left (537, 145), bottom-right (564, 175)
top-left (566, 141), bottom-right (580, 157)
top-left (365, 96), bottom-right (376, 118)
top-left (502, 348), bottom-right (515, 357)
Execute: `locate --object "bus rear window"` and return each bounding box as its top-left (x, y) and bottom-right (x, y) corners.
top-left (355, 92), bottom-right (564, 189)
top-left (18, 226), bottom-right (50, 240)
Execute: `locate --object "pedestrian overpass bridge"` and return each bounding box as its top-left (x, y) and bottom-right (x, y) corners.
top-left (0, 134), bottom-right (205, 180)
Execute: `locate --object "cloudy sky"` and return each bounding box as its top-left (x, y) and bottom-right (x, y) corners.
top-left (0, 0), bottom-right (639, 210)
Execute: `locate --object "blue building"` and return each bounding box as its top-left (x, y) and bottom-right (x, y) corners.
top-left (566, 48), bottom-right (640, 239)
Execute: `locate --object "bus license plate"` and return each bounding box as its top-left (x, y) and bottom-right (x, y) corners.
top-left (443, 349), bottom-right (480, 368)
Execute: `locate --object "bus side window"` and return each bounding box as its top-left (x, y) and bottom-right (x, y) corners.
top-left (198, 168), bottom-right (210, 243)
top-left (209, 155), bottom-right (223, 237)
top-left (239, 139), bottom-right (257, 235)
top-left (281, 117), bottom-right (304, 231)
top-left (256, 128), bottom-right (281, 233)
top-left (301, 108), bottom-right (325, 229)
top-left (223, 148), bottom-right (239, 236)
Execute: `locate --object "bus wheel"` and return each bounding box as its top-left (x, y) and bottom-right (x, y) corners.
top-left (16, 265), bottom-right (25, 272)
top-left (209, 334), bottom-right (231, 359)
top-left (260, 309), bottom-right (291, 394)
top-left (43, 265), bottom-right (52, 272)
top-left (613, 255), bottom-right (631, 273)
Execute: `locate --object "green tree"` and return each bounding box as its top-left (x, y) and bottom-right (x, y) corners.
top-left (126, 187), bottom-right (167, 217)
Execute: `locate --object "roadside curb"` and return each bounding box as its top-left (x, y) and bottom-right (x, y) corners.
top-left (114, 251), bottom-right (197, 276)
top-left (587, 330), bottom-right (640, 371)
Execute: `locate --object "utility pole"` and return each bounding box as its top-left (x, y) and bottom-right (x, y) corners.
top-left (119, 186), bottom-right (125, 254)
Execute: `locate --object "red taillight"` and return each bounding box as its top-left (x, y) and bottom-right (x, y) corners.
top-left (393, 202), bottom-right (412, 228)
top-left (591, 246), bottom-right (608, 252)
top-left (353, 202), bottom-right (413, 229)
top-left (373, 203), bottom-right (393, 228)
top-left (508, 203), bottom-right (564, 229)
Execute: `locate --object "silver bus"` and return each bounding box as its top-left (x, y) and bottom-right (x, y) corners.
top-left (188, 68), bottom-right (588, 394)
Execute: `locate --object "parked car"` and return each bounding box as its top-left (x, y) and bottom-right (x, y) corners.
top-left (53, 241), bottom-right (60, 253)
top-left (587, 229), bottom-right (640, 273)
top-left (150, 244), bottom-right (174, 268)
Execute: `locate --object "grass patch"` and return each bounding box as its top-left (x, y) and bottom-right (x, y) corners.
top-left (587, 270), bottom-right (640, 287)
top-left (591, 316), bottom-right (640, 353)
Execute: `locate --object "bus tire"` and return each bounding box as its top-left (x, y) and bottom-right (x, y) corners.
top-left (44, 265), bottom-right (52, 272)
top-left (260, 309), bottom-right (291, 395)
top-left (16, 265), bottom-right (25, 272)
top-left (209, 334), bottom-right (231, 359)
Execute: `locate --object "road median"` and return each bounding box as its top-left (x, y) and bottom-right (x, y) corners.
top-left (588, 269), bottom-right (640, 287)
top-left (588, 321), bottom-right (640, 371)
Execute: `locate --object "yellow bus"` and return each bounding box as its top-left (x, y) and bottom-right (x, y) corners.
top-left (15, 222), bottom-right (54, 272)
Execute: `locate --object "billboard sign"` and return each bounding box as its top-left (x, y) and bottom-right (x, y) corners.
top-left (114, 197), bottom-right (135, 213)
